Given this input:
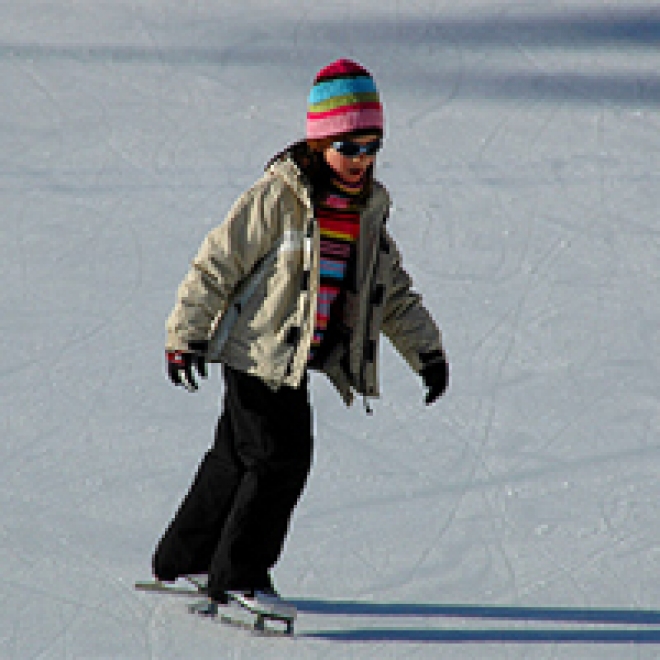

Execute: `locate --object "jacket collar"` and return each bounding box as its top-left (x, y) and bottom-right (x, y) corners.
top-left (268, 151), bottom-right (390, 223)
top-left (267, 155), bottom-right (314, 211)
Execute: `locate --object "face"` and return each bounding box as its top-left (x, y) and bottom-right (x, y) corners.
top-left (323, 133), bottom-right (381, 185)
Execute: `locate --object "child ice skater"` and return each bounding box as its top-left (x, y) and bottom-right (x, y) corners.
top-left (152, 59), bottom-right (449, 617)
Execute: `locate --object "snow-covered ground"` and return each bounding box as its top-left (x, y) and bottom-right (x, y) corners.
top-left (3, 1), bottom-right (660, 657)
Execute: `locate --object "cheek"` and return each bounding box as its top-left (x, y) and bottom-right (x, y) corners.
top-left (323, 150), bottom-right (346, 176)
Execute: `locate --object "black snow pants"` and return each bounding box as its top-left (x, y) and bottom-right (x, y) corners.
top-left (152, 365), bottom-right (313, 601)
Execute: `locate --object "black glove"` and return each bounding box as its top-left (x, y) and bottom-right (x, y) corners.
top-left (420, 351), bottom-right (449, 406)
top-left (166, 340), bottom-right (209, 392)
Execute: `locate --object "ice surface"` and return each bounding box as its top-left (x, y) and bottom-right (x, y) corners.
top-left (2, 1), bottom-right (660, 657)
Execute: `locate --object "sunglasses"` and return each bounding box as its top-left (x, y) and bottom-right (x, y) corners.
top-left (331, 138), bottom-right (382, 157)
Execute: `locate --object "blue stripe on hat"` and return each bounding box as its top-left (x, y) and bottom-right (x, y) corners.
top-left (308, 76), bottom-right (378, 105)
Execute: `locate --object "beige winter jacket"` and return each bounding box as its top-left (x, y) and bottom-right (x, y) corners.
top-left (166, 154), bottom-right (444, 405)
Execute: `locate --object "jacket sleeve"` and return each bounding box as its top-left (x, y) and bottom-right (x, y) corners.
top-left (380, 229), bottom-right (445, 373)
top-left (165, 178), bottom-right (281, 351)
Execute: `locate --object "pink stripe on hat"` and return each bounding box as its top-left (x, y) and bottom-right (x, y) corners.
top-left (307, 107), bottom-right (384, 140)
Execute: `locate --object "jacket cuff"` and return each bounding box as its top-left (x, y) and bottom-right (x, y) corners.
top-left (419, 350), bottom-right (446, 373)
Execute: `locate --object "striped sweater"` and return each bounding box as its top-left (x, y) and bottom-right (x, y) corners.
top-left (308, 177), bottom-right (363, 365)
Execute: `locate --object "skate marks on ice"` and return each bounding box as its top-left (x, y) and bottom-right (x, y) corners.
top-left (296, 598), bottom-right (660, 644)
top-left (3, 8), bottom-right (660, 109)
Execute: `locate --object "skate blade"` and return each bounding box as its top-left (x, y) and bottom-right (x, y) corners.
top-left (190, 599), bottom-right (294, 636)
top-left (134, 579), bottom-right (203, 597)
top-left (227, 591), bottom-right (297, 622)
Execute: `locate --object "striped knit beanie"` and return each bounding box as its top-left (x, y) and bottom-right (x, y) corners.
top-left (306, 59), bottom-right (384, 140)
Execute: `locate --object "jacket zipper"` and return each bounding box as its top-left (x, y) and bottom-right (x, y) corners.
top-left (357, 226), bottom-right (382, 414)
top-left (285, 215), bottom-right (317, 379)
